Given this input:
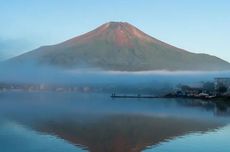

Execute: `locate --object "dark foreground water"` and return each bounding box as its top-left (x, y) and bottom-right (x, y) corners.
top-left (0, 92), bottom-right (230, 152)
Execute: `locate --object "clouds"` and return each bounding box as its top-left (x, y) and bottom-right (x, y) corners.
top-left (1, 60), bottom-right (230, 95)
top-left (1, 60), bottom-right (230, 85)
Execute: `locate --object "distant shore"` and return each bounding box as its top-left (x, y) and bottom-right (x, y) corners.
top-left (111, 93), bottom-right (230, 102)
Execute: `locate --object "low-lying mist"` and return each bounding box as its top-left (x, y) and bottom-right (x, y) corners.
top-left (1, 61), bottom-right (230, 94)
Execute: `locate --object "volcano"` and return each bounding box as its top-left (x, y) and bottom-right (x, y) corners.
top-left (10, 22), bottom-right (230, 71)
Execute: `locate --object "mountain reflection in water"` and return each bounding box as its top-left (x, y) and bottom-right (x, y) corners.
top-left (0, 92), bottom-right (229, 152)
top-left (33, 115), bottom-right (221, 152)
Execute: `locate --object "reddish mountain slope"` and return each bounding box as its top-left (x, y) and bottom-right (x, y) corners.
top-left (10, 22), bottom-right (230, 71)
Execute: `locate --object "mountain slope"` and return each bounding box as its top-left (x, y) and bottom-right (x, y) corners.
top-left (10, 22), bottom-right (230, 71)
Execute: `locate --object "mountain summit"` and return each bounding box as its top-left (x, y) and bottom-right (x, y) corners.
top-left (64, 22), bottom-right (160, 47)
top-left (10, 22), bottom-right (230, 71)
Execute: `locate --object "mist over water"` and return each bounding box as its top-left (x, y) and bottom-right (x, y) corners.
top-left (1, 61), bottom-right (230, 94)
top-left (1, 62), bottom-right (230, 152)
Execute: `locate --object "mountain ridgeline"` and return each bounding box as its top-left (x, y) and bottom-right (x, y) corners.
top-left (10, 22), bottom-right (230, 71)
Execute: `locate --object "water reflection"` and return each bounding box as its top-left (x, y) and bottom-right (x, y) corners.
top-left (144, 124), bottom-right (230, 152)
top-left (32, 115), bottom-right (222, 152)
top-left (0, 120), bottom-right (86, 152)
top-left (0, 92), bottom-right (230, 152)
top-left (175, 98), bottom-right (230, 117)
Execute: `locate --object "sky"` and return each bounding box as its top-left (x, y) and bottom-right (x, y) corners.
top-left (0, 0), bottom-right (230, 62)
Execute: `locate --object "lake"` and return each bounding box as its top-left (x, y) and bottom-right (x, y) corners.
top-left (0, 92), bottom-right (230, 152)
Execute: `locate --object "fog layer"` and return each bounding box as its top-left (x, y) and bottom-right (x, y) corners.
top-left (1, 62), bottom-right (230, 94)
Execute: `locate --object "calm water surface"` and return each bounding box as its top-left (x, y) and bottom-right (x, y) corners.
top-left (0, 92), bottom-right (230, 152)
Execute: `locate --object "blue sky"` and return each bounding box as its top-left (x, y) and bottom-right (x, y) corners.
top-left (0, 0), bottom-right (230, 62)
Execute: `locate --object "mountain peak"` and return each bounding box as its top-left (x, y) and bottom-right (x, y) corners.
top-left (103, 22), bottom-right (136, 47)
top-left (102, 21), bottom-right (132, 29)
top-left (64, 21), bottom-right (142, 47)
top-left (104, 21), bottom-right (129, 26)
top-left (102, 21), bottom-right (142, 33)
top-left (10, 22), bottom-right (230, 71)
top-left (64, 21), bottom-right (155, 47)
top-left (98, 21), bottom-right (154, 46)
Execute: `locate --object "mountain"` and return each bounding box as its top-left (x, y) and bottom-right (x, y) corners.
top-left (9, 22), bottom-right (230, 71)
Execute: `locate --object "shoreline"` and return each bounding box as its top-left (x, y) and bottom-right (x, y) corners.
top-left (111, 93), bottom-right (230, 102)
